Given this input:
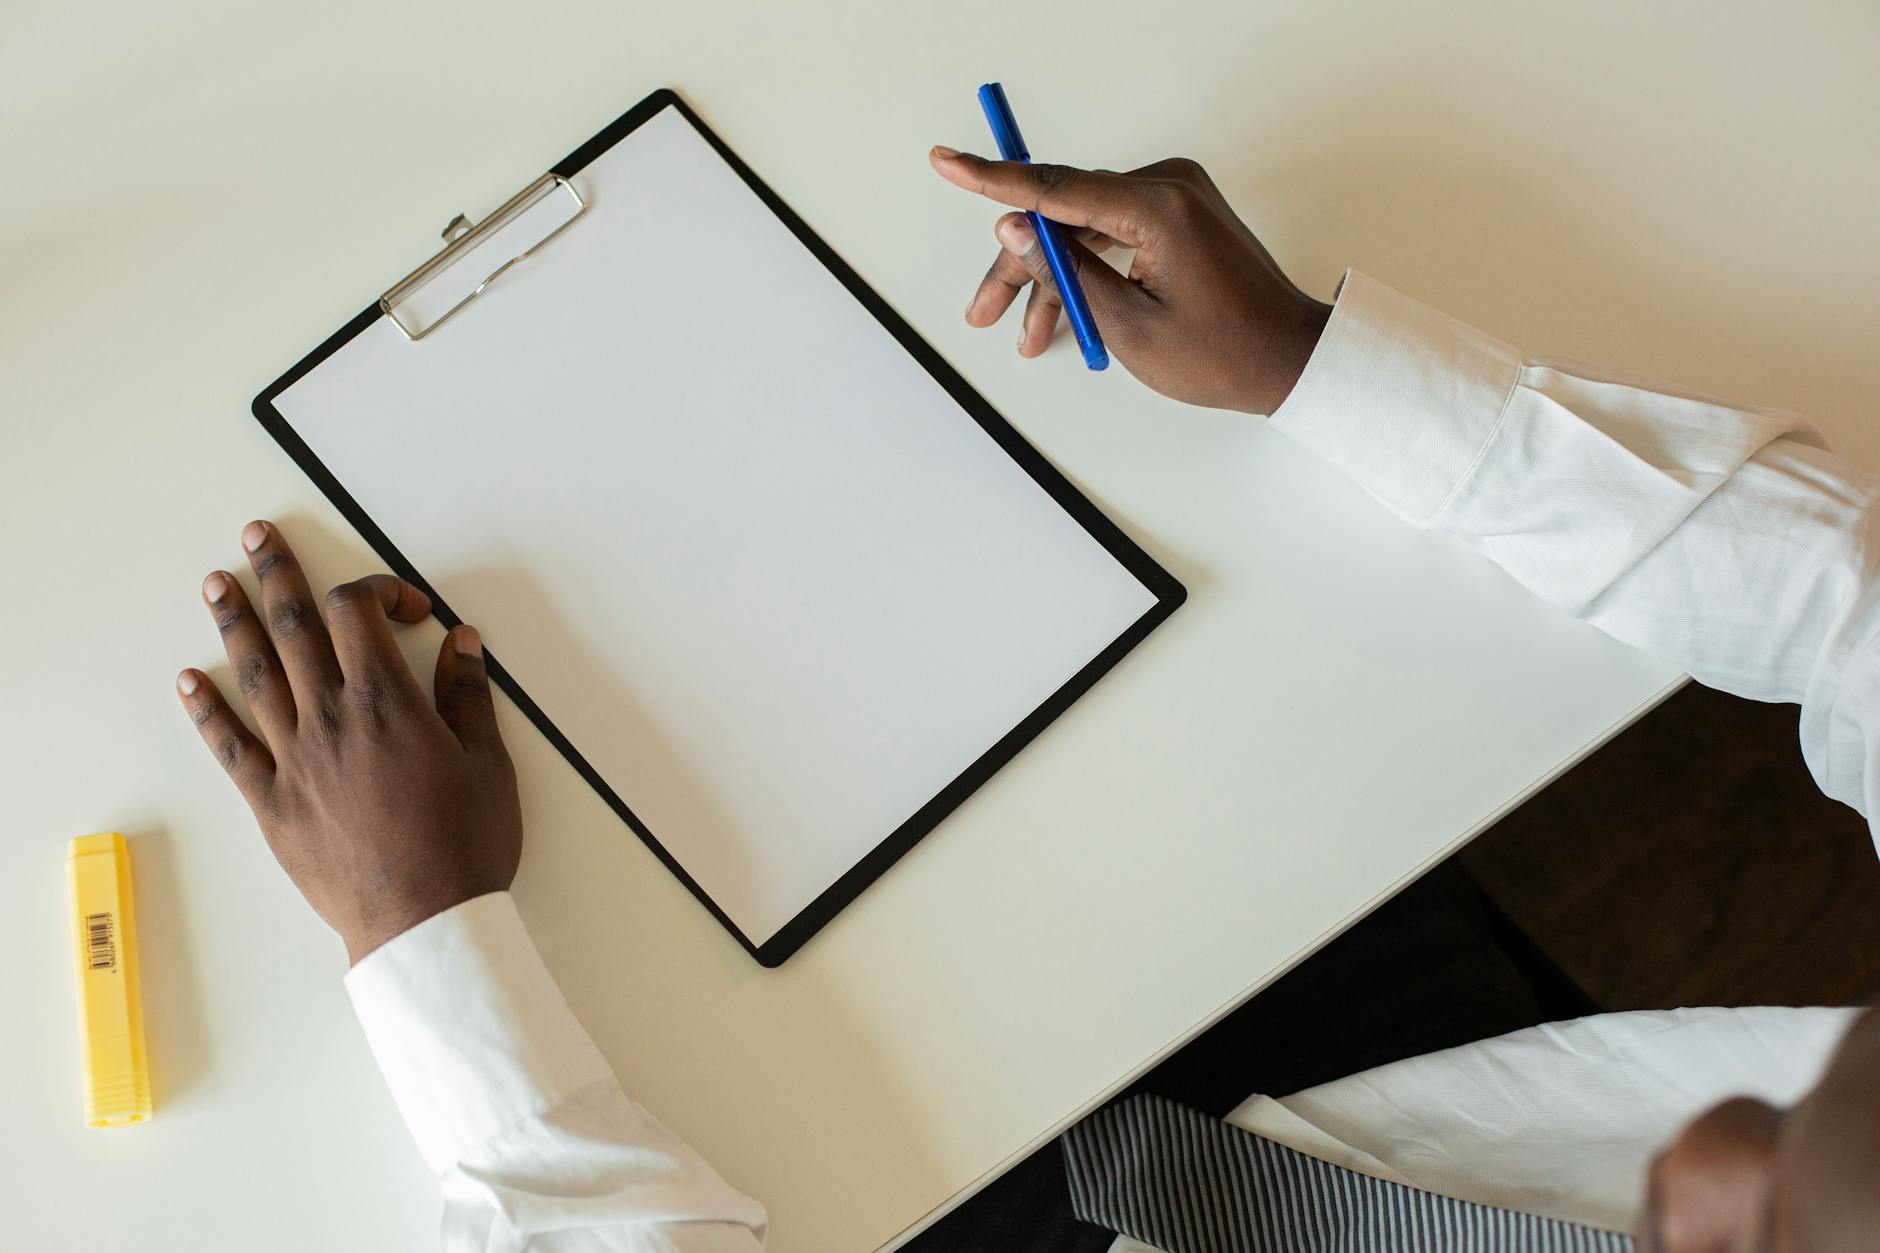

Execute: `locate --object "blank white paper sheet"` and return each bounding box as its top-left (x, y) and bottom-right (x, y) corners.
top-left (267, 101), bottom-right (1170, 957)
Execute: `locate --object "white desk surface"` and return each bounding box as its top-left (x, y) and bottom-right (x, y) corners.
top-left (3, 3), bottom-right (1874, 1250)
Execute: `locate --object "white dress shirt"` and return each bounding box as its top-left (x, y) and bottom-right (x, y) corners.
top-left (345, 269), bottom-right (1879, 1250)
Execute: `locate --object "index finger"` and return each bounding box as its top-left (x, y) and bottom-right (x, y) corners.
top-left (928, 149), bottom-right (1149, 247)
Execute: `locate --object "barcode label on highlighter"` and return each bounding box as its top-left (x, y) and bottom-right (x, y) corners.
top-left (85, 912), bottom-right (117, 972)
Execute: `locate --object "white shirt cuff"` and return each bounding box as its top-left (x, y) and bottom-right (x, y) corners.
top-left (344, 891), bottom-right (613, 1175)
top-left (1269, 269), bottom-right (1523, 525)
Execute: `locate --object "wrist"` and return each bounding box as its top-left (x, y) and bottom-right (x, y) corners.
top-left (342, 883), bottom-right (490, 966)
top-left (1250, 295), bottom-right (1332, 416)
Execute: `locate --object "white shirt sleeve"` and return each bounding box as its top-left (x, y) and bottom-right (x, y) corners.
top-left (1270, 270), bottom-right (1880, 840)
top-left (344, 892), bottom-right (767, 1252)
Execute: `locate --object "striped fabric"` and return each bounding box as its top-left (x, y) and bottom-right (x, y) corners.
top-left (1063, 1094), bottom-right (1633, 1253)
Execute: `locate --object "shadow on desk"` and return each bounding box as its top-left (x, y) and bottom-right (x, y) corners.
top-left (124, 824), bottom-right (214, 1110)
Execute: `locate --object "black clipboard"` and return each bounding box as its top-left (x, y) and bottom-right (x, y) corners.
top-left (252, 88), bottom-right (1186, 965)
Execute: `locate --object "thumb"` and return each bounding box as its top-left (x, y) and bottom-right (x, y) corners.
top-left (435, 624), bottom-right (504, 755)
top-left (994, 214), bottom-right (1147, 351)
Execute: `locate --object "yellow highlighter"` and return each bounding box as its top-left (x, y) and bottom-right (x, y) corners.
top-left (68, 834), bottom-right (152, 1126)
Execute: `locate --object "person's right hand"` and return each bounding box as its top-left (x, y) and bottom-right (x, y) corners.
top-left (930, 147), bottom-right (1331, 416)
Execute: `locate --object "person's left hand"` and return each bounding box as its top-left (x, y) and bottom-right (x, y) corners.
top-left (176, 520), bottom-right (521, 964)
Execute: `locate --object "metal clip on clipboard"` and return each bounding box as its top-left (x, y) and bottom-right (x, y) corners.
top-left (379, 172), bottom-right (588, 341)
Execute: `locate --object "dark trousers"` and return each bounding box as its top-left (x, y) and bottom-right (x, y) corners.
top-left (905, 863), bottom-right (1595, 1252)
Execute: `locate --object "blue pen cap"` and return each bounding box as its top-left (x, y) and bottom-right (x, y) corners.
top-left (977, 83), bottom-right (1029, 163)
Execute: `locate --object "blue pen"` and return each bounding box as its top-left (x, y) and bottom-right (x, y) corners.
top-left (977, 82), bottom-right (1109, 371)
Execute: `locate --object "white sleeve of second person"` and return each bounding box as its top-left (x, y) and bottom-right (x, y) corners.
top-left (1270, 270), bottom-right (1880, 843)
top-left (344, 892), bottom-right (767, 1253)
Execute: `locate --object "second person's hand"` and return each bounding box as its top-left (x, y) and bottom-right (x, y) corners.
top-left (930, 147), bottom-right (1329, 416)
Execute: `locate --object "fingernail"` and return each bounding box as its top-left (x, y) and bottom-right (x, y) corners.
top-left (997, 216), bottom-right (1036, 257)
top-left (453, 624), bottom-right (482, 657)
top-left (242, 520), bottom-right (268, 552)
top-left (202, 571), bottom-right (230, 602)
top-left (932, 144), bottom-right (960, 159)
top-left (1017, 324), bottom-right (1029, 352)
top-left (964, 292), bottom-right (980, 320)
top-left (177, 669), bottom-right (200, 695)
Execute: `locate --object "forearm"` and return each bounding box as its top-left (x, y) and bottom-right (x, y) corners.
top-left (346, 892), bottom-right (766, 1252)
top-left (1271, 271), bottom-right (1880, 826)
